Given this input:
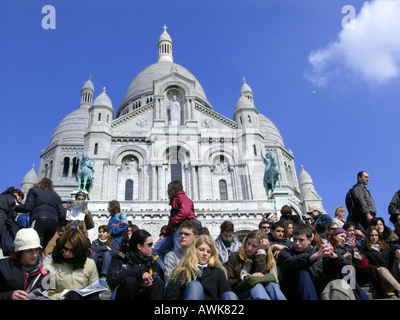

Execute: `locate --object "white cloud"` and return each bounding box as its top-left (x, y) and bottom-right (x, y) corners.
top-left (307, 0), bottom-right (400, 87)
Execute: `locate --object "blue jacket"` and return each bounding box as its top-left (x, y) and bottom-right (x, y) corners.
top-left (107, 212), bottom-right (128, 247)
top-left (312, 213), bottom-right (332, 238)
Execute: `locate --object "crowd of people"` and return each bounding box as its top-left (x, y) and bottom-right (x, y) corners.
top-left (2, 171), bottom-right (400, 301)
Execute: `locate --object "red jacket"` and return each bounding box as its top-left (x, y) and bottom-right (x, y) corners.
top-left (162, 191), bottom-right (194, 236)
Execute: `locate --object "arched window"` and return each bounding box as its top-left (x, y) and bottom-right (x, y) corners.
top-left (49, 161), bottom-right (53, 179)
top-left (219, 180), bottom-right (228, 200)
top-left (94, 143), bottom-right (98, 155)
top-left (98, 113), bottom-right (101, 121)
top-left (62, 157), bottom-right (70, 177)
top-left (72, 157), bottom-right (79, 176)
top-left (171, 159), bottom-right (182, 183)
top-left (125, 180), bottom-right (133, 200)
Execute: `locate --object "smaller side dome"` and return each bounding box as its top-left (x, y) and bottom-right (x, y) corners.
top-left (22, 164), bottom-right (38, 185)
top-left (299, 165), bottom-right (314, 186)
top-left (235, 93), bottom-right (254, 112)
top-left (93, 87), bottom-right (113, 109)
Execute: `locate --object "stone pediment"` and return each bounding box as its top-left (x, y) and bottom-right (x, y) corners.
top-left (196, 104), bottom-right (237, 129)
top-left (112, 103), bottom-right (153, 128)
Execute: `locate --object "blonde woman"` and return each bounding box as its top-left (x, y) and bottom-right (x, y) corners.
top-left (164, 235), bottom-right (238, 300)
top-left (225, 229), bottom-right (286, 300)
top-left (332, 206), bottom-right (346, 228)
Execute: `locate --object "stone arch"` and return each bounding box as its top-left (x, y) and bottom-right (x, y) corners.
top-left (111, 145), bottom-right (147, 165)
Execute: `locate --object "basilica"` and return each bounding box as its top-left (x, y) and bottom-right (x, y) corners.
top-left (20, 26), bottom-right (324, 240)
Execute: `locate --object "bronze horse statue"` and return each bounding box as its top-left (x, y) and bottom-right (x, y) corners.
top-left (76, 150), bottom-right (94, 193)
top-left (261, 150), bottom-right (282, 197)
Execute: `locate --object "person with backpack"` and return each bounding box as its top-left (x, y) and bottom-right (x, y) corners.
top-left (13, 178), bottom-right (66, 251)
top-left (345, 171), bottom-right (376, 232)
top-left (388, 189), bottom-right (400, 226)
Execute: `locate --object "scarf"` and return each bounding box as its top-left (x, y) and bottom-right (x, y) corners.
top-left (371, 243), bottom-right (381, 253)
top-left (20, 255), bottom-right (42, 278)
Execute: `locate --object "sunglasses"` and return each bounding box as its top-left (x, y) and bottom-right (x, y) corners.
top-left (179, 232), bottom-right (193, 238)
top-left (63, 246), bottom-right (75, 254)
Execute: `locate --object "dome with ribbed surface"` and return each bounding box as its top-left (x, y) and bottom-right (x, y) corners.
top-left (299, 165), bottom-right (314, 186)
top-left (234, 94), bottom-right (254, 112)
top-left (22, 164), bottom-right (38, 185)
top-left (49, 107), bottom-right (89, 147)
top-left (117, 26), bottom-right (208, 117)
top-left (93, 87), bottom-right (113, 108)
top-left (118, 62), bottom-right (207, 116)
top-left (259, 114), bottom-right (284, 146)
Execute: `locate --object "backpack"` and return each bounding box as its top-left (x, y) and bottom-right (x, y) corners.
top-left (16, 213), bottom-right (30, 228)
top-left (1, 218), bottom-right (21, 256)
top-left (345, 188), bottom-right (355, 221)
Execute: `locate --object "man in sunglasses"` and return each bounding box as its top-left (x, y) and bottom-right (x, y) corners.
top-left (163, 220), bottom-right (199, 282)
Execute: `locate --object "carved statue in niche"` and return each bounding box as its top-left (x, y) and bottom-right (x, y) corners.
top-left (169, 95), bottom-right (181, 125)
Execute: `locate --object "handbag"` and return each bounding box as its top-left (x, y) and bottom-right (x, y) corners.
top-left (234, 273), bottom-right (277, 292)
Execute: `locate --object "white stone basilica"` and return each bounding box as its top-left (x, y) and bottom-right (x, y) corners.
top-left (20, 26), bottom-right (324, 240)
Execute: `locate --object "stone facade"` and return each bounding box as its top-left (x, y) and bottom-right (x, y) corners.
top-left (21, 26), bottom-right (324, 241)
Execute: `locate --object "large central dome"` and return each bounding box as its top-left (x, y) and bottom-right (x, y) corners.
top-left (117, 26), bottom-right (208, 117)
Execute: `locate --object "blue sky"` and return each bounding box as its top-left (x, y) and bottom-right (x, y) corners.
top-left (1, 0), bottom-right (399, 226)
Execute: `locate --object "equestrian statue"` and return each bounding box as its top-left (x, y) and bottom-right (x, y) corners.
top-left (261, 150), bottom-right (282, 197)
top-left (76, 149), bottom-right (94, 193)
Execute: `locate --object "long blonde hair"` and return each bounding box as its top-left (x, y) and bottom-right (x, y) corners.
top-left (167, 235), bottom-right (227, 286)
top-left (237, 229), bottom-right (276, 271)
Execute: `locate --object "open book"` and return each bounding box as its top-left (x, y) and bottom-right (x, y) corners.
top-left (27, 289), bottom-right (57, 300)
top-left (59, 279), bottom-right (108, 299)
top-left (66, 200), bottom-right (88, 221)
top-left (28, 279), bottom-right (108, 300)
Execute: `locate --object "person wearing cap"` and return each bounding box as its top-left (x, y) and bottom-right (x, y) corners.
top-left (0, 228), bottom-right (49, 300)
top-left (309, 206), bottom-right (332, 238)
top-left (65, 191), bottom-right (94, 231)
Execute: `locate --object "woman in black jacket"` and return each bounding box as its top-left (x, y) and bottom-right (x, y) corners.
top-left (14, 178), bottom-right (66, 249)
top-left (107, 229), bottom-right (164, 300)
